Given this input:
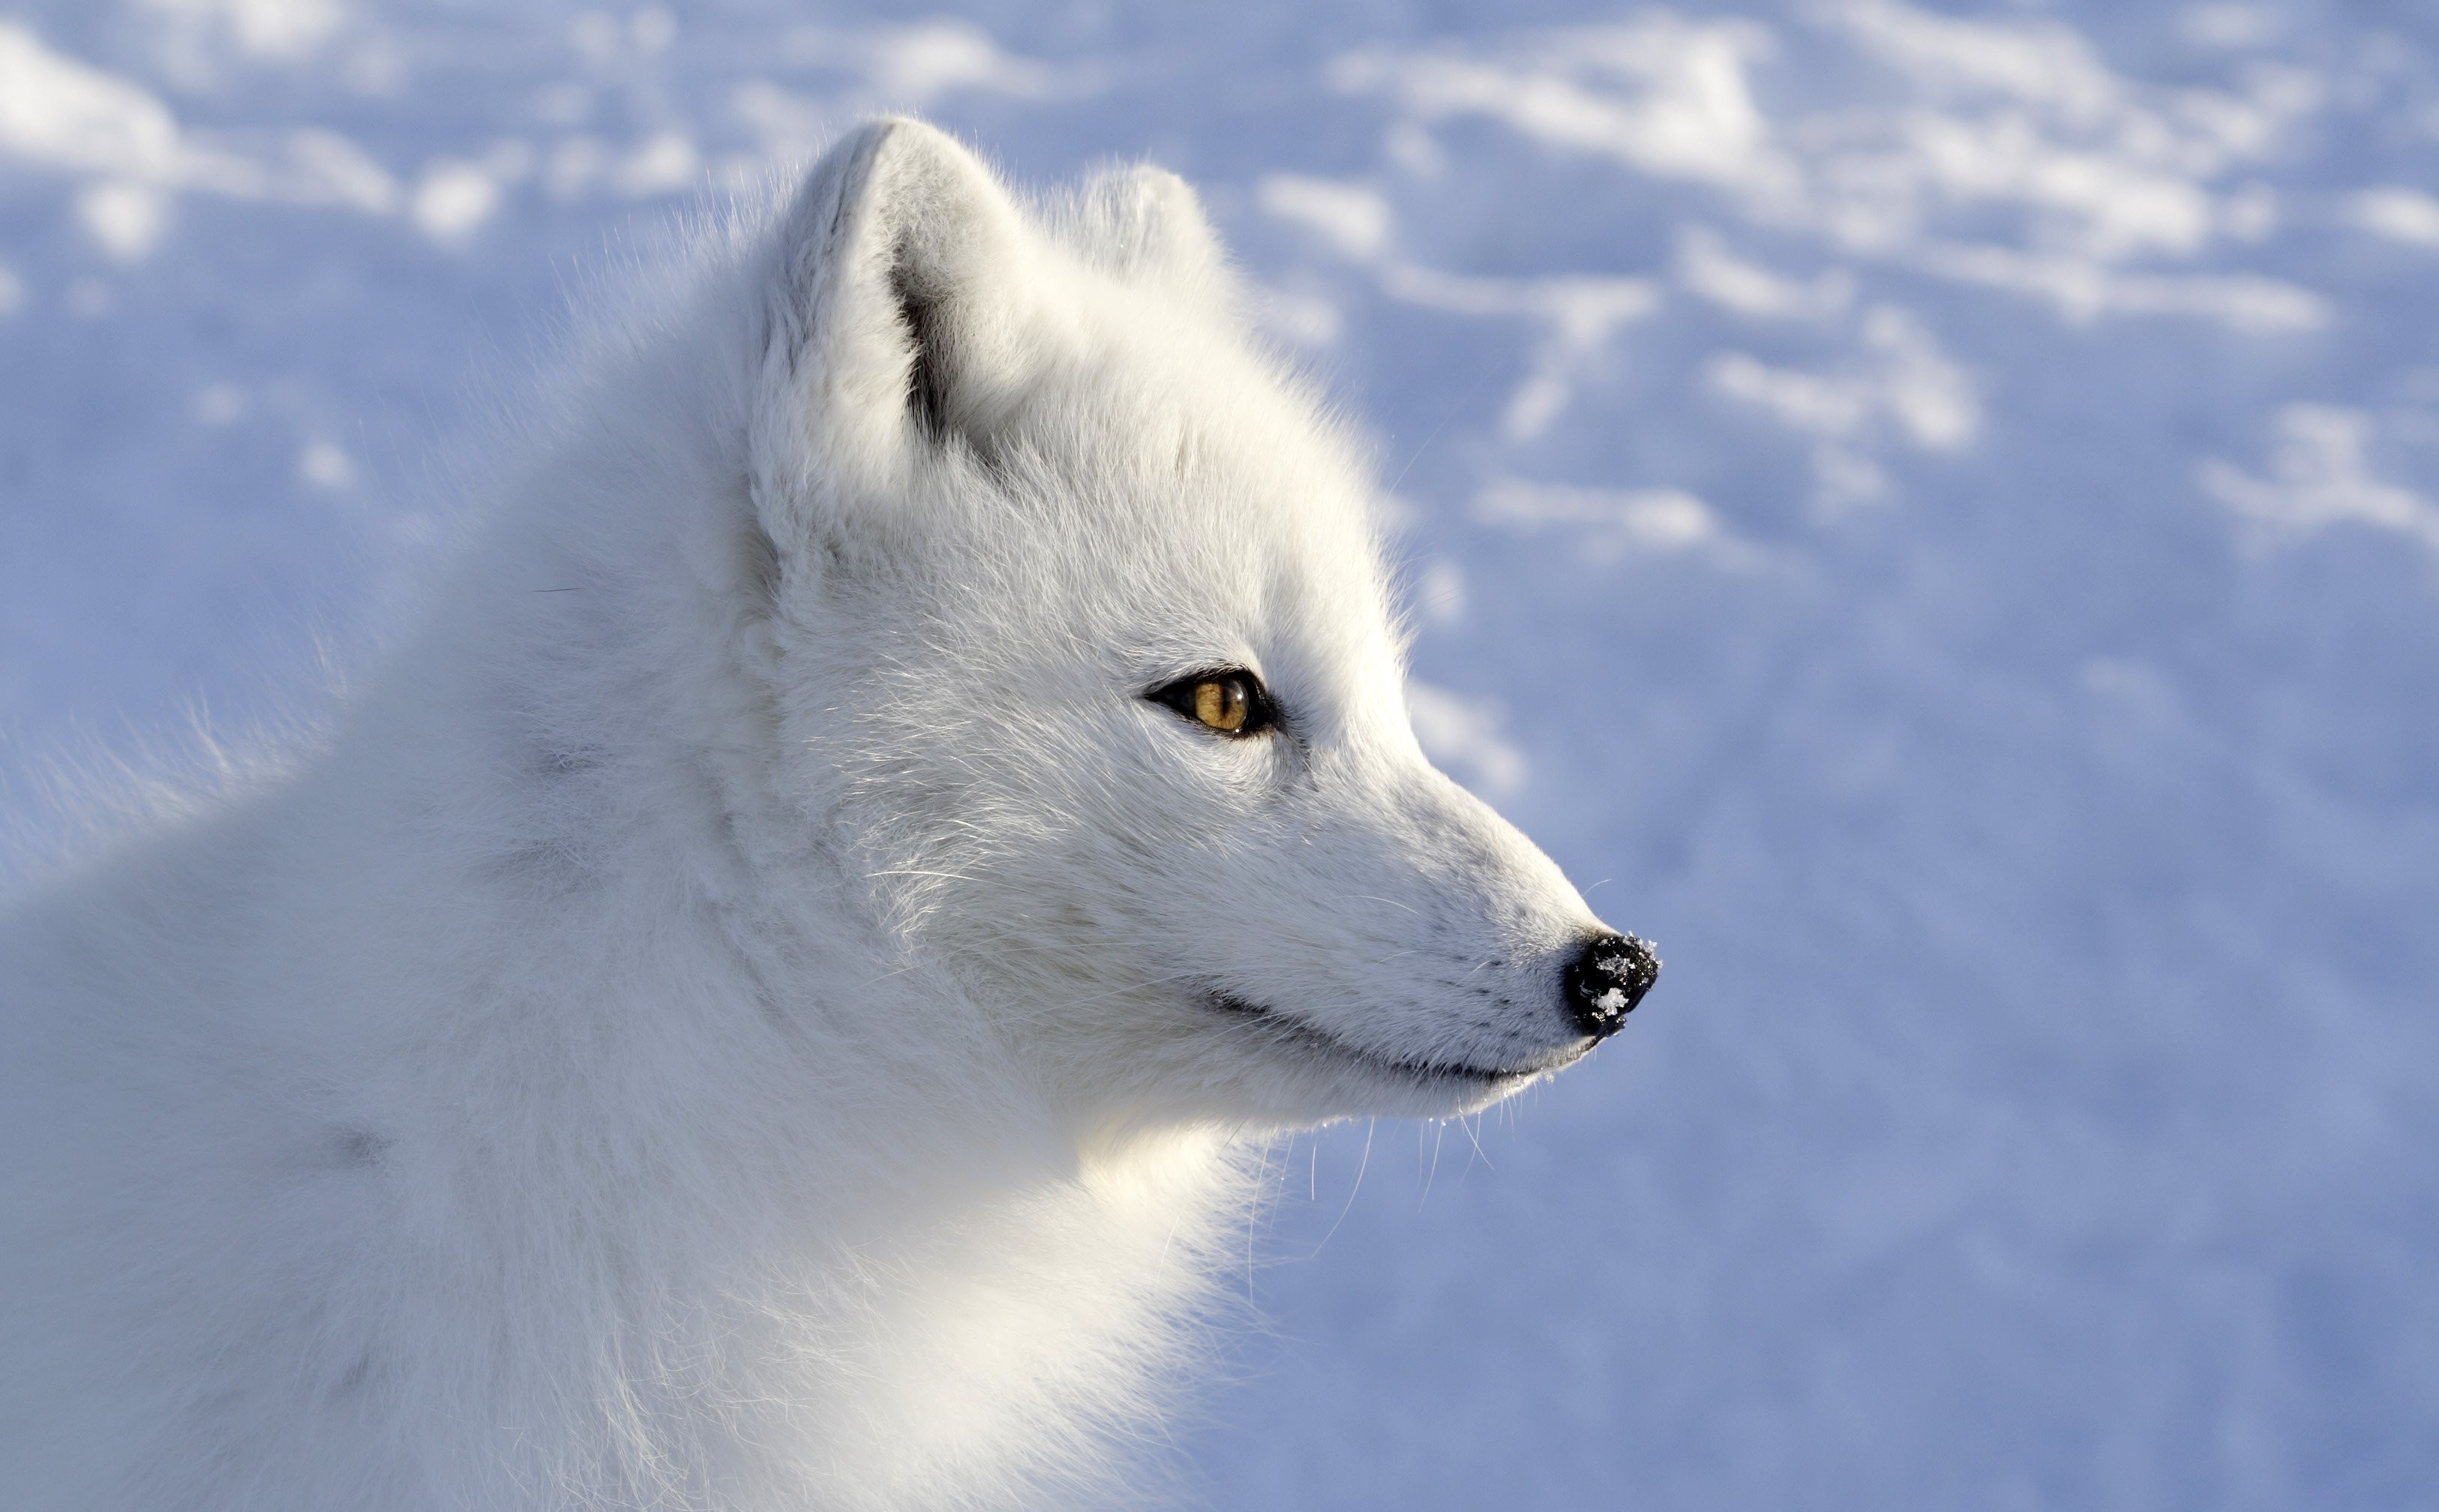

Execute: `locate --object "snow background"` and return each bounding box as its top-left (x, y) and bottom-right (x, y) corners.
top-left (3, 1), bottom-right (2435, 1506)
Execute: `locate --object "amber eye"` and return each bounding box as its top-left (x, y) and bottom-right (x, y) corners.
top-left (1149, 669), bottom-right (1275, 737)
top-left (1193, 677), bottom-right (1246, 731)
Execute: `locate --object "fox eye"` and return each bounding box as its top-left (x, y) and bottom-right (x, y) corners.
top-left (1149, 669), bottom-right (1275, 737)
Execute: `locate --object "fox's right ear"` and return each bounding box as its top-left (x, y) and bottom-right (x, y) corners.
top-left (1064, 162), bottom-right (1234, 307)
top-left (748, 118), bottom-right (1051, 569)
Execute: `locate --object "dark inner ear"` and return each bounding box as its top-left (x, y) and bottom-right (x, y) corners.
top-left (889, 249), bottom-right (947, 442)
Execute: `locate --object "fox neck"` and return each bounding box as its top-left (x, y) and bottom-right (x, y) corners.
top-left (226, 500), bottom-right (1246, 1498)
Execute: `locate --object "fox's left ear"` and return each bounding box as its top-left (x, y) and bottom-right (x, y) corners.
top-left (749, 118), bottom-right (1053, 564)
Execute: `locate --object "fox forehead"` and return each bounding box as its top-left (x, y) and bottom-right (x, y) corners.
top-left (929, 305), bottom-right (1403, 684)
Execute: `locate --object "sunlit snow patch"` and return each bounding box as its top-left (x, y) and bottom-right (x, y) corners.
top-left (1330, 16), bottom-right (1790, 195)
top-left (0, 23), bottom-right (200, 184)
top-left (1703, 304), bottom-right (1978, 494)
top-left (412, 160), bottom-right (500, 242)
top-left (2200, 406), bottom-right (2439, 555)
top-left (1474, 479), bottom-right (1748, 567)
top-left (76, 181), bottom-right (170, 262)
top-left (0, 22), bottom-right (400, 224)
top-left (2348, 188), bottom-right (2439, 250)
top-left (1258, 175), bottom-right (1393, 262)
top-left (1676, 227), bottom-right (1853, 321)
top-left (1330, 2), bottom-right (2330, 333)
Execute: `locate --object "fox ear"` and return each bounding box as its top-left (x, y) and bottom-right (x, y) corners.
top-left (1067, 162), bottom-right (1232, 304)
top-left (751, 118), bottom-right (1046, 557)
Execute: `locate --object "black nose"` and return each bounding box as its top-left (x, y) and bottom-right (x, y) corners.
top-left (1564, 932), bottom-right (1659, 1040)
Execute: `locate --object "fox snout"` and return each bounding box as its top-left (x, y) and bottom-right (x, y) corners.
top-left (1564, 932), bottom-right (1660, 1040)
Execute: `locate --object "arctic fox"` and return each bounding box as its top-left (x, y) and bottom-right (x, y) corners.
top-left (0, 120), bottom-right (1657, 1509)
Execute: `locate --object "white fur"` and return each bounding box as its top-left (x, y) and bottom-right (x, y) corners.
top-left (0, 120), bottom-right (1625, 1509)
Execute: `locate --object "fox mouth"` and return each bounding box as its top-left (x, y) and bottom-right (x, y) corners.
top-left (1202, 992), bottom-right (1569, 1085)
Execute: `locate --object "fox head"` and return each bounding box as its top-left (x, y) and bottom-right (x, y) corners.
top-left (719, 120), bottom-right (1654, 1135)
